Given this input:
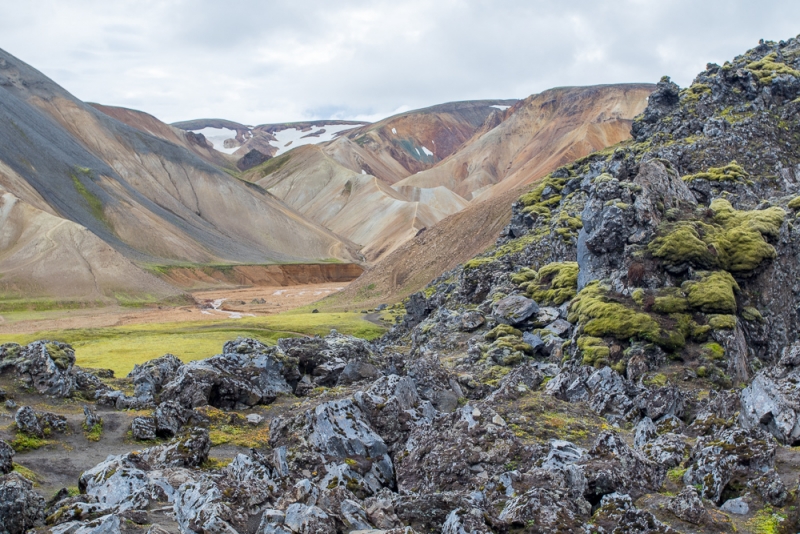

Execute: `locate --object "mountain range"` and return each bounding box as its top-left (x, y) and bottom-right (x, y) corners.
top-left (0, 46), bottom-right (653, 303)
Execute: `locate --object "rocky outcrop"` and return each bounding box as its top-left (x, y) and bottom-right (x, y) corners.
top-left (0, 341), bottom-right (76, 397)
top-left (0, 472), bottom-right (46, 533)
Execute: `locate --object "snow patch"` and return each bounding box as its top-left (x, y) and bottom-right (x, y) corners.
top-left (271, 123), bottom-right (357, 156)
top-left (420, 146), bottom-right (434, 157)
top-left (491, 105), bottom-right (511, 111)
top-left (391, 128), bottom-right (397, 134)
top-left (361, 170), bottom-right (367, 175)
top-left (190, 127), bottom-right (244, 155)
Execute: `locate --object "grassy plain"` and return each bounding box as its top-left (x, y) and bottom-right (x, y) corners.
top-left (0, 311), bottom-right (384, 376)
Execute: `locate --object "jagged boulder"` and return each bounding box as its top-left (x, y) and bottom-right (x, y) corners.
top-left (641, 433), bottom-right (690, 468)
top-left (683, 427), bottom-right (776, 503)
top-left (0, 440), bottom-right (12, 475)
top-left (14, 406), bottom-right (67, 438)
top-left (278, 331), bottom-right (373, 388)
top-left (160, 350), bottom-right (292, 409)
top-left (581, 432), bottom-right (666, 502)
top-left (127, 353), bottom-right (183, 404)
top-left (353, 375), bottom-right (435, 453)
top-left (0, 472), bottom-right (46, 533)
top-left (740, 342), bottom-right (800, 444)
top-left (592, 492), bottom-right (676, 533)
top-left (130, 417), bottom-right (156, 441)
top-left (492, 295), bottom-right (539, 326)
top-left (396, 403), bottom-right (532, 495)
top-left (0, 341), bottom-right (76, 397)
top-left (153, 400), bottom-right (194, 438)
top-left (668, 486), bottom-right (707, 525)
top-left (270, 399), bottom-right (394, 496)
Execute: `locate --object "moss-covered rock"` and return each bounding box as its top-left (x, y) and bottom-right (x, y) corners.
top-left (569, 282), bottom-right (661, 342)
top-left (682, 271), bottom-right (739, 314)
top-left (648, 199), bottom-right (785, 274)
top-left (485, 324), bottom-right (522, 341)
top-left (520, 262), bottom-right (579, 305)
top-left (578, 336), bottom-right (611, 367)
top-left (681, 162), bottom-right (749, 183)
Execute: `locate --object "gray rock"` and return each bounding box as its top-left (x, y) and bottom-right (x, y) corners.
top-left (641, 433), bottom-right (690, 468)
top-left (684, 427), bottom-right (776, 503)
top-left (0, 440), bottom-right (12, 475)
top-left (492, 295), bottom-right (539, 325)
top-left (160, 350), bottom-right (292, 409)
top-left (338, 361), bottom-right (380, 385)
top-left (283, 503), bottom-right (336, 534)
top-left (83, 405), bottom-right (101, 430)
top-left (153, 400), bottom-right (192, 438)
top-left (522, 331), bottom-right (544, 353)
top-left (2, 341), bottom-right (76, 397)
top-left (740, 343), bottom-right (800, 444)
top-left (459, 311), bottom-right (484, 332)
top-left (127, 353), bottom-right (183, 404)
top-left (0, 472), bottom-right (46, 533)
top-left (543, 318), bottom-right (572, 337)
top-left (4, 399), bottom-right (16, 410)
top-left (668, 486), bottom-right (706, 525)
top-left (246, 413), bottom-right (264, 426)
top-left (130, 417), bottom-right (156, 441)
top-left (14, 406), bottom-right (43, 438)
top-left (719, 497), bottom-right (749, 515)
top-left (582, 432), bottom-right (666, 501)
top-left (633, 417), bottom-right (657, 449)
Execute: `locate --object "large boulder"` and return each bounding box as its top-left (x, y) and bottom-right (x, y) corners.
top-left (740, 342), bottom-right (800, 444)
top-left (270, 399), bottom-right (394, 496)
top-left (353, 375), bottom-right (435, 453)
top-left (277, 331), bottom-right (373, 388)
top-left (160, 351), bottom-right (292, 409)
top-left (492, 295), bottom-right (539, 326)
top-left (683, 427), bottom-right (776, 503)
top-left (14, 406), bottom-right (67, 438)
top-left (395, 403), bottom-right (532, 495)
top-left (0, 440), bottom-right (12, 475)
top-left (127, 353), bottom-right (183, 404)
top-left (581, 432), bottom-right (666, 502)
top-left (0, 472), bottom-right (46, 533)
top-left (0, 341), bottom-right (76, 397)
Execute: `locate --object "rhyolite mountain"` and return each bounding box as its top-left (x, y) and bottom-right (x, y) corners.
top-left (246, 86), bottom-right (652, 262)
top-left (0, 47), bottom-right (361, 301)
top-left (4, 36), bottom-right (800, 534)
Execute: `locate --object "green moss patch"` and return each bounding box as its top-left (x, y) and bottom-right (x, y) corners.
top-left (577, 336), bottom-right (610, 367)
top-left (682, 271), bottom-right (739, 314)
top-left (648, 199), bottom-right (785, 273)
top-left (569, 282), bottom-right (660, 342)
top-left (682, 162), bottom-right (749, 183)
top-left (746, 52), bottom-right (800, 84)
top-left (518, 262), bottom-right (579, 306)
top-left (485, 324), bottom-right (522, 340)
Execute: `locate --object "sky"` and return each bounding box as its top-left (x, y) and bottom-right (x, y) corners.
top-left (0, 1), bottom-right (798, 125)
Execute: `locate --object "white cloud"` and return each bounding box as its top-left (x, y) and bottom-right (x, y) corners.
top-left (0, 0), bottom-right (798, 124)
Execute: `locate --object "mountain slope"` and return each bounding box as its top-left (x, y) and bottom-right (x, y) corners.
top-left (250, 145), bottom-right (468, 261)
top-left (0, 48), bottom-right (359, 299)
top-left (90, 104), bottom-right (234, 170)
top-left (393, 84), bottom-right (654, 200)
top-left (323, 100), bottom-right (517, 184)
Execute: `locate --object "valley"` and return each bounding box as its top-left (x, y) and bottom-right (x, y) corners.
top-left (3, 23), bottom-right (800, 534)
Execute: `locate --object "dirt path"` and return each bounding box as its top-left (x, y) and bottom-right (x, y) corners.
top-left (0, 282), bottom-right (349, 335)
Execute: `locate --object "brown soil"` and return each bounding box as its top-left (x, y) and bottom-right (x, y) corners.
top-left (319, 184), bottom-right (526, 311)
top-left (0, 282), bottom-right (349, 335)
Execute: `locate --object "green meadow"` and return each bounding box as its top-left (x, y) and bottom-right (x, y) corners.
top-left (0, 312), bottom-right (385, 377)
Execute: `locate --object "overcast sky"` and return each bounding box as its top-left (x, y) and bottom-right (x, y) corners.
top-left (1, 1), bottom-right (798, 125)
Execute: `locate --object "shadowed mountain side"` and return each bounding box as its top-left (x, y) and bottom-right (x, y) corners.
top-left (324, 99), bottom-right (518, 184)
top-left (250, 145), bottom-right (468, 262)
top-left (90, 104), bottom-right (235, 170)
top-left (318, 185), bottom-right (525, 311)
top-left (0, 48), bottom-right (359, 273)
top-left (394, 84), bottom-right (654, 200)
top-left (0, 188), bottom-right (178, 300)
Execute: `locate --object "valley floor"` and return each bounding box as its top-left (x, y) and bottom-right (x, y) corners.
top-left (0, 281), bottom-right (387, 377)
